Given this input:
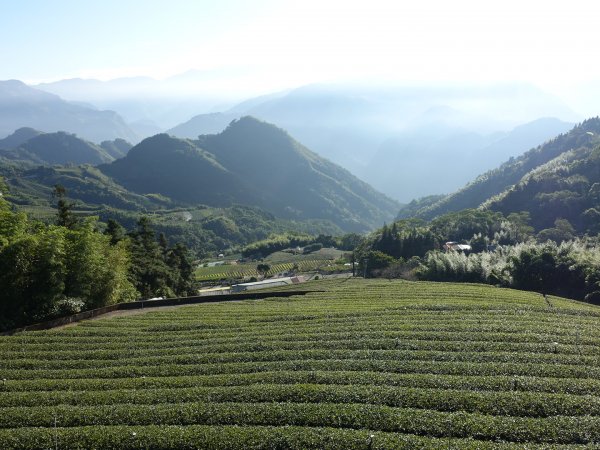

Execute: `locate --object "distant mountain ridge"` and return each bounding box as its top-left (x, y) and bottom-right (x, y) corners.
top-left (165, 82), bottom-right (578, 201)
top-left (34, 75), bottom-right (235, 129)
top-left (0, 80), bottom-right (138, 143)
top-left (99, 138), bottom-right (133, 159)
top-left (32, 76), bottom-right (581, 201)
top-left (0, 127), bottom-right (42, 149)
top-left (103, 117), bottom-right (399, 232)
top-left (167, 112), bottom-right (238, 139)
top-left (0, 128), bottom-right (132, 166)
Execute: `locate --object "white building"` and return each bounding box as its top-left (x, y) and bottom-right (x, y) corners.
top-left (231, 276), bottom-right (303, 293)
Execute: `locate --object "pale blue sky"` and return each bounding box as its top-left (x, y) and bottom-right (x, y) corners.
top-left (2, 0), bottom-right (600, 111)
top-left (0, 0), bottom-right (276, 81)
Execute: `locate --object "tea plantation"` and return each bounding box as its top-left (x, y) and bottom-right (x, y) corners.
top-left (2, 279), bottom-right (600, 449)
top-left (194, 259), bottom-right (329, 281)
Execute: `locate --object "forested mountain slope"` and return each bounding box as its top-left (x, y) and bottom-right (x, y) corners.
top-left (484, 143), bottom-right (600, 233)
top-left (197, 117), bottom-right (399, 231)
top-left (103, 117), bottom-right (398, 232)
top-left (100, 133), bottom-right (255, 207)
top-left (399, 118), bottom-right (600, 221)
top-left (0, 161), bottom-right (342, 258)
top-left (0, 127), bottom-right (42, 149)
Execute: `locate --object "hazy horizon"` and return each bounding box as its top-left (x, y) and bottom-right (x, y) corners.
top-left (3, 0), bottom-right (600, 202)
top-left (2, 1), bottom-right (600, 117)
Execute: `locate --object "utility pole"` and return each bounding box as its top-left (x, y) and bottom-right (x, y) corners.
top-left (363, 258), bottom-right (368, 278)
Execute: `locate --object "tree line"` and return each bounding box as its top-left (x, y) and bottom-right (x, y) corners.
top-left (241, 233), bottom-right (363, 259)
top-left (0, 183), bottom-right (194, 331)
top-left (355, 208), bottom-right (600, 302)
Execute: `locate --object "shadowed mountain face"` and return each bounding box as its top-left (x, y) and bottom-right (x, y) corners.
top-left (0, 80), bottom-right (138, 143)
top-left (100, 132), bottom-right (256, 207)
top-left (99, 138), bottom-right (133, 159)
top-left (102, 117), bottom-right (399, 232)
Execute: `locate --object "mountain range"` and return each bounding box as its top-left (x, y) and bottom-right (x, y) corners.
top-left (101, 117), bottom-right (399, 232)
top-left (5, 74), bottom-right (600, 252)
top-left (0, 128), bottom-right (131, 165)
top-left (30, 77), bottom-right (580, 201)
top-left (35, 73), bottom-right (237, 129)
top-left (1, 76), bottom-right (590, 208)
top-left (0, 116), bottom-right (398, 233)
top-left (165, 83), bottom-right (576, 201)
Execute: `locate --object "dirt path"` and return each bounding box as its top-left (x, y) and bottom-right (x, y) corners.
top-left (53, 298), bottom-right (269, 330)
top-left (53, 304), bottom-right (194, 329)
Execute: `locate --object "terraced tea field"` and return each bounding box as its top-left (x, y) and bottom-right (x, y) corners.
top-left (3, 279), bottom-right (600, 448)
top-left (195, 248), bottom-right (349, 281)
top-left (195, 259), bottom-right (328, 281)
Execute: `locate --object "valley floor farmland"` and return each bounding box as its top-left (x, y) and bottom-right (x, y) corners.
top-left (3, 279), bottom-right (600, 448)
top-left (195, 248), bottom-right (348, 282)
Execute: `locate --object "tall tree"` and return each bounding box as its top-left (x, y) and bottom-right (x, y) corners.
top-left (128, 217), bottom-right (174, 299)
top-left (0, 210), bottom-right (136, 331)
top-left (53, 184), bottom-right (77, 229)
top-left (166, 243), bottom-right (195, 296)
top-left (104, 218), bottom-right (126, 245)
top-left (257, 263), bottom-right (270, 278)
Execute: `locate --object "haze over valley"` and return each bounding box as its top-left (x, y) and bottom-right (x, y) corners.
top-left (0, 76), bottom-right (582, 203)
top-left (3, 1), bottom-right (600, 205)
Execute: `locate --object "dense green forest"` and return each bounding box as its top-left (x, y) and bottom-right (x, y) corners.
top-left (483, 143), bottom-right (600, 232)
top-left (356, 208), bottom-right (600, 302)
top-left (0, 180), bottom-right (196, 332)
top-left (0, 129), bottom-right (120, 165)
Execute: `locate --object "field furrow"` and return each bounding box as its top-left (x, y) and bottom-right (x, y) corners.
top-left (3, 279), bottom-right (600, 448)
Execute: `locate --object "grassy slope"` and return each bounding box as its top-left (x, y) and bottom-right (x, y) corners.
top-left (2, 279), bottom-right (600, 448)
